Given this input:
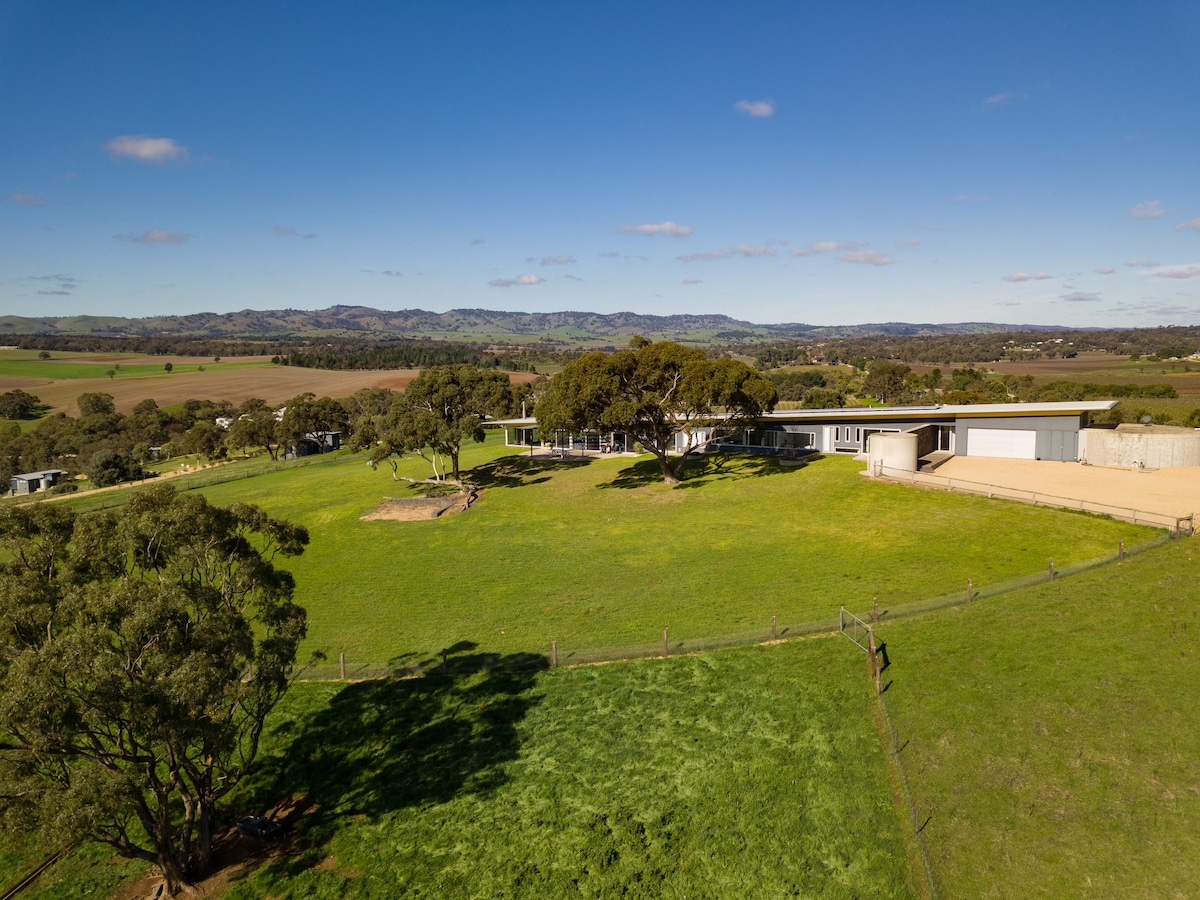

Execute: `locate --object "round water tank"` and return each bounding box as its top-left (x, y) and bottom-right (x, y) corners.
top-left (868, 432), bottom-right (919, 475)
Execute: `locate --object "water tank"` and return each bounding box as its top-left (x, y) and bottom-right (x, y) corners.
top-left (867, 432), bottom-right (919, 475)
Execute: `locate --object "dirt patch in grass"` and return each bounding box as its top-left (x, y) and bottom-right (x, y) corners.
top-left (360, 492), bottom-right (474, 521)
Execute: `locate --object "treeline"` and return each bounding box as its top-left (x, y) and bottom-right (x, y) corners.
top-left (274, 340), bottom-right (564, 372)
top-left (746, 326), bottom-right (1200, 367)
top-left (10, 335), bottom-right (279, 357)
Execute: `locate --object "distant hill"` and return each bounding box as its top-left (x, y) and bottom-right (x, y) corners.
top-left (0, 306), bottom-right (1072, 344)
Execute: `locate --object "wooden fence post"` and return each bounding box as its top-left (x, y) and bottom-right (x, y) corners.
top-left (662, 629), bottom-right (669, 656)
top-left (868, 626), bottom-right (880, 697)
top-left (872, 597), bottom-right (879, 623)
top-left (551, 640), bottom-right (558, 668)
top-left (771, 615), bottom-right (777, 640)
top-left (1119, 539), bottom-right (1125, 560)
top-left (339, 652), bottom-right (345, 681)
top-left (1048, 557), bottom-right (1055, 581)
top-left (967, 578), bottom-right (973, 602)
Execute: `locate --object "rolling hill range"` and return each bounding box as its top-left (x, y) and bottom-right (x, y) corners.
top-left (0, 306), bottom-right (1069, 344)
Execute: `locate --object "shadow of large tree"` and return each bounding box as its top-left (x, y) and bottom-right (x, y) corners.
top-left (236, 644), bottom-right (547, 852)
top-left (601, 451), bottom-right (824, 490)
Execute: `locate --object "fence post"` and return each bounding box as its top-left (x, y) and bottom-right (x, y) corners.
top-left (1048, 557), bottom-right (1055, 581)
top-left (868, 626), bottom-right (880, 697)
top-left (339, 652), bottom-right (345, 681)
top-left (966, 578), bottom-right (973, 602)
top-left (1119, 539), bottom-right (1125, 560)
top-left (771, 615), bottom-right (776, 640)
top-left (662, 629), bottom-right (669, 655)
top-left (551, 640), bottom-right (558, 668)
top-left (872, 597), bottom-right (879, 623)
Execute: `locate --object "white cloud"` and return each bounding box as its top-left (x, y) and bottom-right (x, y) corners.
top-left (811, 241), bottom-right (847, 253)
top-left (677, 249), bottom-right (729, 262)
top-left (488, 273), bottom-right (543, 287)
top-left (540, 255), bottom-right (576, 266)
top-left (981, 91), bottom-right (1024, 108)
top-left (1153, 265), bottom-right (1200, 280)
top-left (1176, 219), bottom-right (1200, 232)
top-left (1126, 259), bottom-right (1158, 268)
top-left (116, 228), bottom-right (191, 244)
top-left (1129, 200), bottom-right (1165, 219)
top-left (733, 244), bottom-right (775, 257)
top-left (102, 134), bottom-right (189, 164)
top-left (788, 247), bottom-right (810, 257)
top-left (734, 99), bottom-right (775, 118)
top-left (1095, 266), bottom-right (1115, 275)
top-left (1002, 271), bottom-right (1052, 282)
top-left (274, 225), bottom-right (317, 239)
top-left (10, 192), bottom-right (43, 206)
top-left (682, 278), bottom-right (702, 285)
top-left (895, 238), bottom-right (921, 248)
top-left (1060, 292), bottom-right (1100, 302)
top-left (617, 221), bottom-right (693, 238)
top-left (841, 250), bottom-right (894, 266)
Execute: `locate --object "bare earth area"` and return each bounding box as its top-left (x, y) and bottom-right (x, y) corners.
top-left (934, 456), bottom-right (1200, 518)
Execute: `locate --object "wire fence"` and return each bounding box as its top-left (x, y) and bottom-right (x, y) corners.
top-left (870, 463), bottom-right (1195, 535)
top-left (298, 530), bottom-right (1182, 682)
top-left (7, 454), bottom-right (327, 514)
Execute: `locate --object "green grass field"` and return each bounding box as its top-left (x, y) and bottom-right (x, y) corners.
top-left (879, 536), bottom-right (1200, 897)
top-left (188, 438), bottom-right (1153, 665)
top-left (0, 355), bottom-right (267, 380)
top-left (223, 638), bottom-right (917, 899)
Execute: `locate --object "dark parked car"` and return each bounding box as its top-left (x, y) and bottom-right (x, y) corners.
top-left (236, 816), bottom-right (285, 841)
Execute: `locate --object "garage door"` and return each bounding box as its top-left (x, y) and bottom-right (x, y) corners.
top-left (966, 428), bottom-right (1036, 459)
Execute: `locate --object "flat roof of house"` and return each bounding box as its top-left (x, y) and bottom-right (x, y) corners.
top-left (489, 400), bottom-right (1117, 428)
top-left (12, 469), bottom-right (67, 480)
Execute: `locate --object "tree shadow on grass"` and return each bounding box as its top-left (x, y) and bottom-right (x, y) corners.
top-left (467, 454), bottom-right (575, 490)
top-left (601, 451), bottom-right (826, 490)
top-left (234, 643), bottom-right (548, 872)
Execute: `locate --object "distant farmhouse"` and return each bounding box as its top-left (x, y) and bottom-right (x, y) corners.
top-left (10, 469), bottom-right (67, 496)
top-left (495, 400), bottom-right (1200, 470)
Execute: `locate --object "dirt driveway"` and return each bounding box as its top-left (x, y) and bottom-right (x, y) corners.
top-left (933, 456), bottom-right (1200, 519)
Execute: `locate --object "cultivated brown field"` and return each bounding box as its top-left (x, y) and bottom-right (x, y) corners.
top-left (907, 352), bottom-right (1200, 397)
top-left (0, 361), bottom-right (540, 415)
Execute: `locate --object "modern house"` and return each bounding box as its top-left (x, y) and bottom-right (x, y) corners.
top-left (493, 400), bottom-right (1119, 463)
top-left (10, 469), bottom-right (68, 495)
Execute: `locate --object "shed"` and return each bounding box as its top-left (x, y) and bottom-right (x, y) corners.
top-left (10, 469), bottom-right (67, 496)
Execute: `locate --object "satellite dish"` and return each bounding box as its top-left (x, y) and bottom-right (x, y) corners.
top-left (1141, 415), bottom-right (1153, 425)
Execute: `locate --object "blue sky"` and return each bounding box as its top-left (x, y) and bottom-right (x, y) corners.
top-left (2, 1), bottom-right (1199, 327)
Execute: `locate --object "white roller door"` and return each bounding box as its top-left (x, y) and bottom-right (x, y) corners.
top-left (966, 427), bottom-right (1036, 459)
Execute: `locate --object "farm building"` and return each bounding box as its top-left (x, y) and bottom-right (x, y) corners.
top-left (10, 469), bottom-right (67, 495)
top-left (493, 401), bottom-right (1120, 463)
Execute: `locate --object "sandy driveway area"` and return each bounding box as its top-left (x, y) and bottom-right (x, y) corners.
top-left (932, 456), bottom-right (1200, 518)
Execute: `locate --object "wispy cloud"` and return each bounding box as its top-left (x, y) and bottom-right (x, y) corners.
top-left (981, 91), bottom-right (1025, 109)
top-left (682, 278), bottom-right (702, 285)
top-left (1126, 259), bottom-right (1158, 268)
top-left (1176, 219), bottom-right (1200, 232)
top-left (1129, 200), bottom-right (1165, 219)
top-left (677, 249), bottom-right (729, 262)
top-left (841, 250), bottom-right (894, 266)
top-left (471, 238), bottom-right (486, 245)
top-left (734, 99), bottom-right (775, 118)
top-left (617, 221), bottom-right (693, 238)
top-left (564, 274), bottom-right (584, 282)
top-left (488, 273), bottom-right (543, 288)
top-left (381, 270), bottom-right (403, 277)
top-left (274, 225), bottom-right (317, 239)
top-left (895, 238), bottom-right (921, 248)
top-left (102, 134), bottom-right (189, 165)
top-left (540, 255), bottom-right (576, 266)
top-left (1002, 271), bottom-right (1051, 282)
top-left (952, 194), bottom-right (987, 203)
top-left (1060, 292), bottom-right (1100, 302)
top-left (734, 244), bottom-right (775, 257)
top-left (1095, 266), bottom-right (1115, 275)
top-left (38, 290), bottom-right (71, 296)
top-left (1153, 265), bottom-right (1200, 280)
top-left (10, 192), bottom-right (43, 206)
top-left (788, 247), bottom-right (810, 257)
top-left (116, 228), bottom-right (191, 244)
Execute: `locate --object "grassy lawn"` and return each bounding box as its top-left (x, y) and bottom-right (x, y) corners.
top-left (878, 536), bottom-right (1200, 898)
top-left (187, 438), bottom-right (1154, 665)
top-left (223, 638), bottom-right (916, 899)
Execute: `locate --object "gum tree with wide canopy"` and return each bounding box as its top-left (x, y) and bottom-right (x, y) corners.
top-left (536, 338), bottom-right (778, 484)
top-left (0, 486), bottom-right (309, 896)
